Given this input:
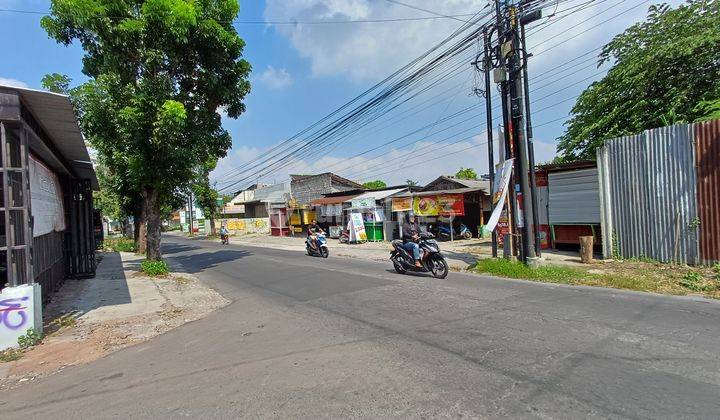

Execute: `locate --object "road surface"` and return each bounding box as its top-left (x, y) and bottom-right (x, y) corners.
top-left (2, 235), bottom-right (720, 418)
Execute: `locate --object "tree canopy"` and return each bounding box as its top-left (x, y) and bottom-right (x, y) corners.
top-left (362, 180), bottom-right (387, 190)
top-left (43, 0), bottom-right (251, 260)
top-left (557, 1), bottom-right (720, 161)
top-left (455, 167), bottom-right (478, 180)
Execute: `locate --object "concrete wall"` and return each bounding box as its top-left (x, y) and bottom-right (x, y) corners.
top-left (217, 217), bottom-right (270, 235)
top-left (291, 174), bottom-right (358, 206)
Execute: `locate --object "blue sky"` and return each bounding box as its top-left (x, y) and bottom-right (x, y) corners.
top-left (0, 0), bottom-right (684, 192)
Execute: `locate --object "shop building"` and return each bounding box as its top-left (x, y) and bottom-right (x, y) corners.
top-left (0, 85), bottom-right (97, 349)
top-left (289, 173), bottom-right (363, 235)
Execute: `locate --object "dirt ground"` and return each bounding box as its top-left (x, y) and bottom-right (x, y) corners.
top-left (0, 259), bottom-right (229, 389)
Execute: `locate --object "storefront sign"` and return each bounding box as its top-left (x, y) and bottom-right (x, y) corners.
top-left (351, 197), bottom-right (375, 208)
top-left (413, 195), bottom-right (439, 216)
top-left (483, 158), bottom-right (514, 236)
top-left (437, 194), bottom-right (465, 216)
top-left (391, 197), bottom-right (412, 212)
top-left (348, 212), bottom-right (367, 242)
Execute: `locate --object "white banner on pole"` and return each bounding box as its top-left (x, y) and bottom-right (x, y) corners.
top-left (482, 158), bottom-right (514, 235)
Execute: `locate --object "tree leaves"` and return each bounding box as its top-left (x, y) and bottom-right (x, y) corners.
top-left (558, 0), bottom-right (720, 161)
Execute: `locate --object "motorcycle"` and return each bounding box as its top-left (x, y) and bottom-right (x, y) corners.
top-left (220, 233), bottom-right (229, 245)
top-left (390, 232), bottom-right (449, 279)
top-left (438, 223), bottom-right (472, 240)
top-left (339, 230), bottom-right (350, 244)
top-left (306, 233), bottom-right (329, 258)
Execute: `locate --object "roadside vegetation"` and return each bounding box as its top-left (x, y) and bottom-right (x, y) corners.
top-left (471, 258), bottom-right (720, 299)
top-left (103, 237), bottom-right (138, 253)
top-left (140, 260), bottom-right (170, 277)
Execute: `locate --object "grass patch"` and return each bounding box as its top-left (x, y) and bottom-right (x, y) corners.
top-left (0, 348), bottom-right (23, 363)
top-left (471, 258), bottom-right (720, 298)
top-left (103, 237), bottom-right (137, 253)
top-left (140, 260), bottom-right (169, 277)
top-left (17, 328), bottom-right (43, 349)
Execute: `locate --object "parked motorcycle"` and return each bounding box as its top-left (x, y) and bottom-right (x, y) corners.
top-left (306, 233), bottom-right (329, 258)
top-left (390, 232), bottom-right (449, 279)
top-left (438, 223), bottom-right (472, 240)
top-left (339, 230), bottom-right (350, 244)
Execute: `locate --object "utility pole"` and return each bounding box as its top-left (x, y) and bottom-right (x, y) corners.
top-left (519, 14), bottom-right (542, 257)
top-left (505, 2), bottom-right (538, 264)
top-left (187, 191), bottom-right (194, 236)
top-left (481, 29), bottom-right (497, 258)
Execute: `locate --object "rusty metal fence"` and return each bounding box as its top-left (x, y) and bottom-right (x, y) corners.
top-left (598, 120), bottom-right (719, 265)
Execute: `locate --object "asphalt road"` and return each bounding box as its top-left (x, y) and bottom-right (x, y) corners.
top-left (2, 235), bottom-right (720, 419)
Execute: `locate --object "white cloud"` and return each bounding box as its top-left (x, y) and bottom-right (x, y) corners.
top-left (0, 77), bottom-right (28, 88)
top-left (258, 66), bottom-right (293, 89)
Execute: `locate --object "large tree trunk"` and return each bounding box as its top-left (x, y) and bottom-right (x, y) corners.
top-left (209, 214), bottom-right (217, 236)
top-left (136, 200), bottom-right (147, 255)
top-left (145, 187), bottom-right (162, 261)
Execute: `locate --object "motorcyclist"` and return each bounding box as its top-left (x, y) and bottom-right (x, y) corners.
top-left (402, 213), bottom-right (423, 268)
top-left (307, 219), bottom-right (324, 250)
top-left (219, 224), bottom-right (229, 244)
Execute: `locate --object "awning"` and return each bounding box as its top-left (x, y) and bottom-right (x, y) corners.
top-left (392, 187), bottom-right (484, 198)
top-left (311, 194), bottom-right (360, 206)
top-left (344, 188), bottom-right (406, 203)
top-left (1, 85), bottom-right (98, 189)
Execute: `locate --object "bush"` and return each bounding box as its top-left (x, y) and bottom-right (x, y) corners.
top-left (679, 271), bottom-right (718, 292)
top-left (17, 328), bottom-right (43, 349)
top-left (140, 260), bottom-right (169, 277)
top-left (104, 237), bottom-right (137, 253)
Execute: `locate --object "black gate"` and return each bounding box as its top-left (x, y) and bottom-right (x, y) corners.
top-left (65, 179), bottom-right (95, 278)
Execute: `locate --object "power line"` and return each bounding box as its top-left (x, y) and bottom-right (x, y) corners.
top-left (383, 0), bottom-right (471, 23)
top-left (0, 7), bottom-right (479, 24)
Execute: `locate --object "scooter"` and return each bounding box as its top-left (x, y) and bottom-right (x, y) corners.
top-left (390, 232), bottom-right (449, 279)
top-left (220, 233), bottom-right (229, 245)
top-left (339, 230), bottom-right (350, 244)
top-left (438, 223), bottom-right (472, 240)
top-left (306, 233), bottom-right (329, 258)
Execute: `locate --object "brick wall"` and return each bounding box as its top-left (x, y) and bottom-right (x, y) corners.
top-left (291, 174), bottom-right (358, 205)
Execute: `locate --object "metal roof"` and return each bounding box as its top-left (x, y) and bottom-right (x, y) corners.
top-left (1, 85), bottom-right (98, 188)
top-left (392, 187), bottom-right (484, 198)
top-left (345, 188), bottom-right (406, 202)
top-left (311, 194), bottom-right (361, 206)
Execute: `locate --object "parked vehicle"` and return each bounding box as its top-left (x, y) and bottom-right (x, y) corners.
top-left (307, 233), bottom-right (329, 258)
top-left (339, 230), bottom-right (350, 244)
top-left (438, 222), bottom-right (472, 240)
top-left (390, 232), bottom-right (448, 279)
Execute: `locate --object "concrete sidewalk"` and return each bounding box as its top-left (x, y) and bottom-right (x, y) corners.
top-left (0, 251), bottom-right (228, 387)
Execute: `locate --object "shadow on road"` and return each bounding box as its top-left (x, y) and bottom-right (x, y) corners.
top-left (162, 243), bottom-right (203, 256)
top-left (169, 249), bottom-right (253, 274)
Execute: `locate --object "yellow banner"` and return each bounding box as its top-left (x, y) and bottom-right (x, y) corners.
top-left (391, 197), bottom-right (412, 212)
top-left (413, 196), bottom-right (439, 216)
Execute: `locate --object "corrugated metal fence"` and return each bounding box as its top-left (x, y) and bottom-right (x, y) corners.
top-left (597, 122), bottom-right (717, 265)
top-left (694, 120), bottom-right (720, 265)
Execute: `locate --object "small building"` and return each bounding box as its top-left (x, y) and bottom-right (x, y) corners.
top-left (420, 176), bottom-right (491, 238)
top-left (289, 173), bottom-right (363, 234)
top-left (535, 161), bottom-right (600, 249)
top-left (0, 85), bottom-right (97, 349)
top-left (309, 189), bottom-right (364, 238)
top-left (217, 182), bottom-right (290, 236)
top-left (221, 183), bottom-right (267, 218)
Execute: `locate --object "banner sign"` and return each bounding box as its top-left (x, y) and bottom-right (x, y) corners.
top-left (391, 197), bottom-right (412, 212)
top-left (30, 156), bottom-right (65, 237)
top-left (351, 197), bottom-right (375, 208)
top-left (437, 194), bottom-right (465, 216)
top-left (482, 158), bottom-right (514, 236)
top-left (413, 195), bottom-right (439, 216)
top-left (348, 212), bottom-right (367, 242)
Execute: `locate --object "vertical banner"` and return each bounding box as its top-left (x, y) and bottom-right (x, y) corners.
top-left (348, 212), bottom-right (367, 242)
top-left (482, 159), bottom-right (514, 236)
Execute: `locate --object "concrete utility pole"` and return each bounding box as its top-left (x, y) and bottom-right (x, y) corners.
top-left (506, 4), bottom-right (537, 264)
top-left (479, 29), bottom-right (497, 258)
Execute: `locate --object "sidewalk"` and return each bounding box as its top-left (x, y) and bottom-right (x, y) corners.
top-left (0, 251), bottom-right (229, 388)
top-left (186, 232), bottom-right (586, 271)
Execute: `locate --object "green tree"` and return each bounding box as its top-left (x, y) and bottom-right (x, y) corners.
top-left (455, 167), bottom-right (477, 180)
top-left (405, 179), bottom-right (418, 187)
top-left (557, 1), bottom-right (720, 161)
top-left (362, 180), bottom-right (387, 190)
top-left (192, 160), bottom-right (220, 235)
top-left (41, 73), bottom-right (71, 94)
top-left (43, 0), bottom-right (251, 260)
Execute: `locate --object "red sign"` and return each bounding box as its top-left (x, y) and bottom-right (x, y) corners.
top-left (437, 194), bottom-right (465, 216)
